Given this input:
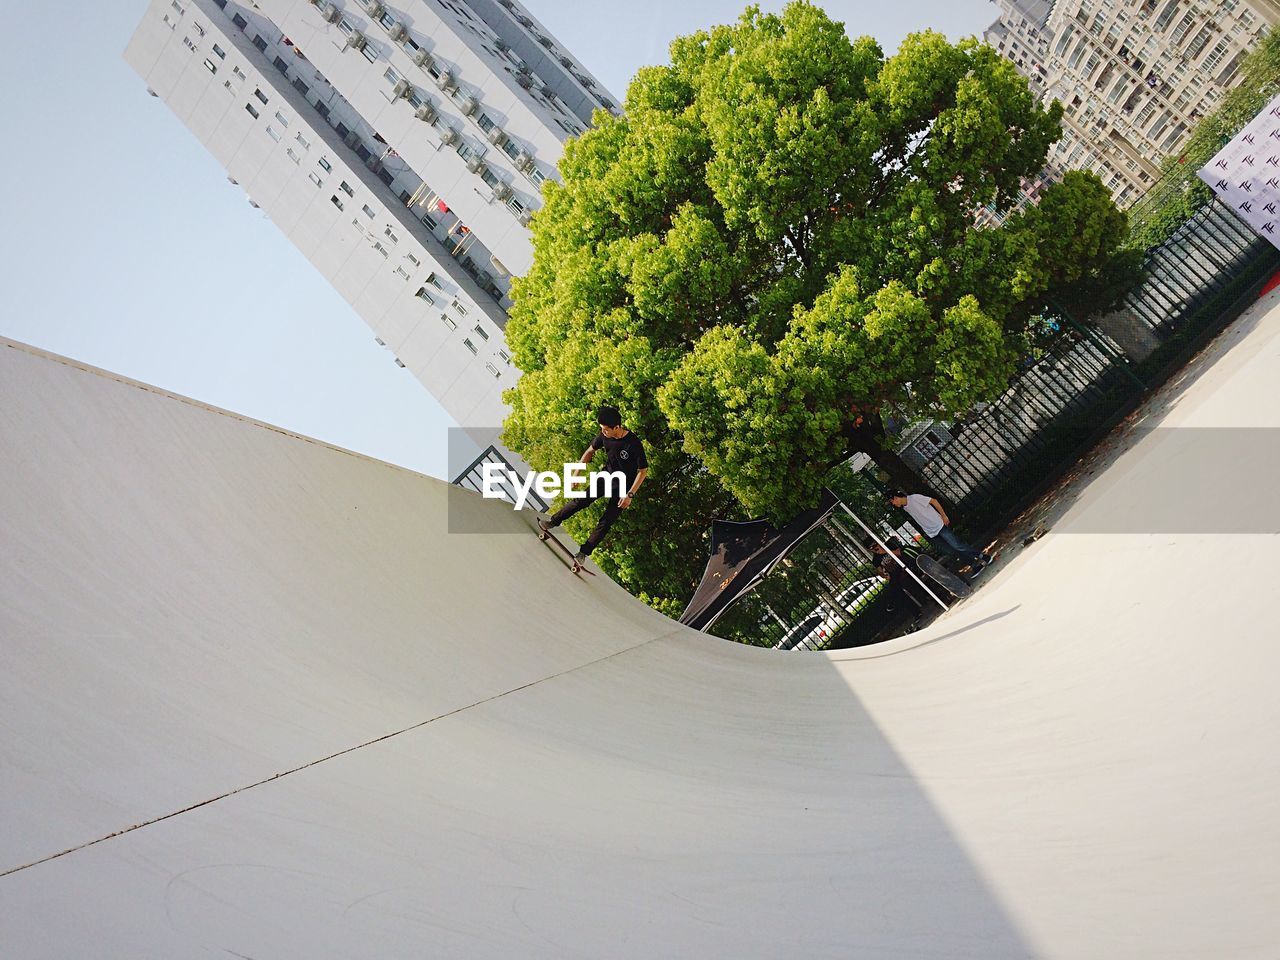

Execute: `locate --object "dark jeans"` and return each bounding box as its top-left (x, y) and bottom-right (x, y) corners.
top-left (928, 525), bottom-right (985, 565)
top-left (547, 493), bottom-right (622, 556)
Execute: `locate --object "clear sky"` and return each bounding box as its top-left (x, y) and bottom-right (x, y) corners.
top-left (0, 0), bottom-right (993, 480)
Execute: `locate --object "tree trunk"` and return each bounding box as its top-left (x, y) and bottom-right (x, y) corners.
top-left (845, 409), bottom-right (956, 515)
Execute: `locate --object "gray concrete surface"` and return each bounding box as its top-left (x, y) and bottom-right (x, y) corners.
top-left (2, 294), bottom-right (1279, 958)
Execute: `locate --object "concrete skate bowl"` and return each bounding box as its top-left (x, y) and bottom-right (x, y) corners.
top-left (3, 310), bottom-right (1279, 959)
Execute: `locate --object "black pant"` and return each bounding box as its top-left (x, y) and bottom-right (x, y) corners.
top-left (547, 493), bottom-right (622, 556)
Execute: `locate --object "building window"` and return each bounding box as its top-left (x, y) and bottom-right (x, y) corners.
top-left (183, 36), bottom-right (197, 51)
top-left (253, 34), bottom-right (268, 52)
top-left (485, 362), bottom-right (500, 378)
top-left (462, 338), bottom-right (477, 354)
top-left (506, 196), bottom-right (525, 214)
top-left (352, 218), bottom-right (364, 233)
top-left (254, 88), bottom-right (268, 104)
top-left (203, 58), bottom-right (217, 73)
top-left (416, 286), bottom-right (435, 304)
top-left (212, 43), bottom-right (226, 59)
top-left (477, 113), bottom-right (494, 132)
top-left (395, 266), bottom-right (411, 279)
top-left (309, 171), bottom-right (323, 186)
top-left (340, 181), bottom-right (354, 197)
top-left (295, 132), bottom-right (310, 150)
top-left (315, 101), bottom-right (331, 119)
top-left (273, 56), bottom-right (289, 74)
top-left (406, 253), bottom-right (421, 267)
top-left (362, 204), bottom-right (376, 218)
top-left (425, 272), bottom-right (443, 289)
top-left (472, 324), bottom-right (489, 341)
top-left (233, 66), bottom-right (246, 81)
top-left (245, 102), bottom-right (260, 119)
top-left (286, 147), bottom-right (301, 163)
top-left (232, 13), bottom-right (247, 30)
top-left (377, 168), bottom-right (395, 187)
top-left (213, 0), bottom-right (227, 8)
top-left (384, 227), bottom-right (399, 243)
top-left (384, 67), bottom-right (401, 84)
top-left (420, 212), bottom-right (438, 230)
top-left (266, 125), bottom-right (282, 141)
top-left (361, 44), bottom-right (378, 63)
top-left (372, 241), bottom-right (390, 257)
top-left (171, 0), bottom-right (185, 12)
top-left (441, 314), bottom-right (457, 330)
top-left (292, 77), bottom-right (310, 97)
top-left (318, 157), bottom-right (331, 172)
top-left (498, 350), bottom-right (511, 364)
top-left (451, 299), bottom-right (468, 316)
top-left (274, 110), bottom-right (289, 127)
top-left (529, 168), bottom-right (546, 185)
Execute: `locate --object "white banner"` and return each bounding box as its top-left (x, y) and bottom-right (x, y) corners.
top-left (1198, 93), bottom-right (1280, 250)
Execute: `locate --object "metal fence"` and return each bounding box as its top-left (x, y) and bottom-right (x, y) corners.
top-left (910, 190), bottom-right (1278, 540)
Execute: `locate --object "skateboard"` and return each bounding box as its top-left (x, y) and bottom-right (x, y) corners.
top-left (916, 554), bottom-right (971, 599)
top-left (535, 522), bottom-right (595, 577)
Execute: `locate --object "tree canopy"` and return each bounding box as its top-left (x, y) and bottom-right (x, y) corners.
top-left (501, 2), bottom-right (1128, 612)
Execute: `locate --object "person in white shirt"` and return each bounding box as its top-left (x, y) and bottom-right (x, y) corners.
top-left (887, 490), bottom-right (990, 575)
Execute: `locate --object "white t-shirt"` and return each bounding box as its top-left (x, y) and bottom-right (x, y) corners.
top-left (904, 494), bottom-right (944, 537)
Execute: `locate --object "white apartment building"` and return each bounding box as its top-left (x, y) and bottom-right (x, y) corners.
top-left (985, 0), bottom-right (1280, 211)
top-left (126, 0), bottom-right (618, 450)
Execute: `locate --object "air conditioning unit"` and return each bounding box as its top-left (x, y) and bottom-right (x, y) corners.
top-left (486, 126), bottom-right (507, 146)
top-left (458, 96), bottom-right (478, 116)
top-left (367, 2), bottom-right (386, 19)
top-left (439, 126), bottom-right (459, 145)
top-left (388, 22), bottom-right (407, 41)
top-left (466, 156), bottom-right (486, 174)
top-left (516, 14), bottom-right (532, 27)
top-left (308, 0), bottom-right (324, 6)
top-left (517, 61), bottom-right (531, 75)
top-left (598, 97), bottom-right (615, 111)
top-left (558, 55), bottom-right (573, 69)
top-left (434, 70), bottom-right (457, 91)
top-left (498, 0), bottom-right (514, 8)
top-left (494, 37), bottom-right (510, 51)
top-left (492, 182), bottom-right (512, 201)
top-left (413, 48), bottom-right (432, 68)
top-left (517, 209), bottom-right (533, 227)
top-left (514, 150), bottom-right (534, 172)
top-left (322, 4), bottom-right (341, 22)
top-left (415, 102), bottom-right (437, 122)
top-left (348, 30), bottom-right (367, 50)
top-left (515, 73), bottom-right (533, 89)
top-left (540, 84), bottom-right (556, 99)
top-left (392, 79), bottom-right (411, 98)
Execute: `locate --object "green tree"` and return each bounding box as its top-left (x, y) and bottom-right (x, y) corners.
top-left (502, 2), bottom-right (1127, 609)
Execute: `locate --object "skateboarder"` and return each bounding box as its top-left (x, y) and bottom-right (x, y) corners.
top-left (887, 490), bottom-right (991, 576)
top-left (870, 537), bottom-right (926, 618)
top-left (537, 406), bottom-right (648, 571)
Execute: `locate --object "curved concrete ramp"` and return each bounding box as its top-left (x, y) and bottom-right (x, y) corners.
top-left (2, 305), bottom-right (1280, 958)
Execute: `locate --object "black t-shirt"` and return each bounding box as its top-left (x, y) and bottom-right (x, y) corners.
top-left (589, 430), bottom-right (648, 484)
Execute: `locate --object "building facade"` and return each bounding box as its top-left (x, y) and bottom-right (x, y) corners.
top-left (985, 0), bottom-right (1280, 211)
top-left (126, 0), bottom-right (617, 450)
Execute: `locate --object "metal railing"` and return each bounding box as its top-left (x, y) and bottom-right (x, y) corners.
top-left (452, 444), bottom-right (548, 513)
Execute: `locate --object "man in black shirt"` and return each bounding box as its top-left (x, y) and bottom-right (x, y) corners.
top-left (538, 406), bottom-right (648, 570)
